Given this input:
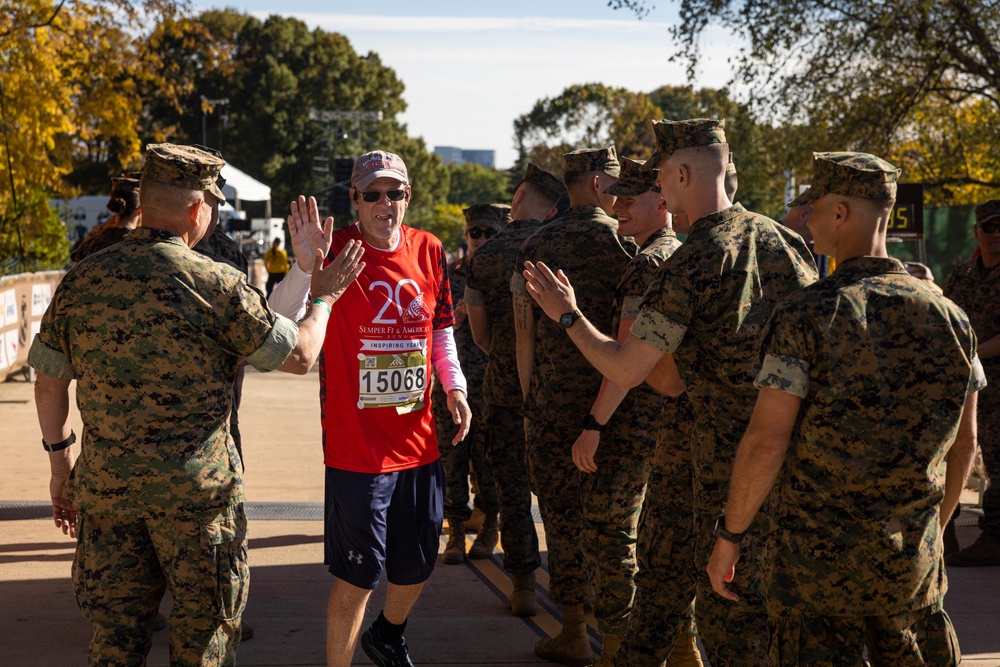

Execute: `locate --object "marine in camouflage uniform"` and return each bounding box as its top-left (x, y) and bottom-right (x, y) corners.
top-left (513, 146), bottom-right (636, 666)
top-left (464, 165), bottom-right (564, 613)
top-left (943, 198), bottom-right (1000, 567)
top-left (627, 120), bottom-right (817, 665)
top-left (27, 143), bottom-right (321, 667)
top-left (586, 159), bottom-right (697, 667)
top-left (433, 204), bottom-right (504, 562)
top-left (707, 152), bottom-right (984, 666)
top-left (564, 157), bottom-right (684, 662)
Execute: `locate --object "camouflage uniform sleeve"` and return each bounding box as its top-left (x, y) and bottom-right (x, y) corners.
top-left (630, 263), bottom-right (691, 353)
top-left (465, 285), bottom-right (485, 306)
top-left (464, 251), bottom-right (485, 306)
top-left (510, 237), bottom-right (531, 296)
top-left (245, 313), bottom-right (298, 372)
top-left (971, 354), bottom-right (988, 392)
top-left (619, 256), bottom-right (655, 321)
top-left (754, 301), bottom-right (815, 398)
top-left (432, 242), bottom-right (456, 331)
top-left (221, 280), bottom-right (297, 372)
top-left (27, 283), bottom-right (75, 379)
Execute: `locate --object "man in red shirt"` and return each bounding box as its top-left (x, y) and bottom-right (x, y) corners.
top-left (270, 150), bottom-right (471, 667)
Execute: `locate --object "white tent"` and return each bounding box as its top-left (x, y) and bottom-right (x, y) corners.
top-left (221, 164), bottom-right (272, 217)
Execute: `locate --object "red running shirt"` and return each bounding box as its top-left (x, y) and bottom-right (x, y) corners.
top-left (319, 224), bottom-right (454, 473)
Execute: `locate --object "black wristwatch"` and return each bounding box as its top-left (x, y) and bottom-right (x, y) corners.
top-left (713, 513), bottom-right (746, 544)
top-left (581, 414), bottom-right (605, 432)
top-left (43, 431), bottom-right (76, 453)
top-left (559, 309), bottom-right (583, 329)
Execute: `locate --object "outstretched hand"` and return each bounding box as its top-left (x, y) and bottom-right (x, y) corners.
top-left (523, 261), bottom-right (578, 322)
top-left (310, 240), bottom-right (365, 306)
top-left (288, 195), bottom-right (335, 275)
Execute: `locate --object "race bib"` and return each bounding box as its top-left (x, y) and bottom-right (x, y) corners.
top-left (357, 349), bottom-right (428, 413)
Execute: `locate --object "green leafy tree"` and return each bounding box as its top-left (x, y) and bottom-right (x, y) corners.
top-left (419, 203), bottom-right (466, 254)
top-left (611, 0), bottom-right (1000, 200)
top-left (513, 83), bottom-right (661, 178)
top-left (133, 9), bottom-right (448, 225)
top-left (446, 163), bottom-right (511, 207)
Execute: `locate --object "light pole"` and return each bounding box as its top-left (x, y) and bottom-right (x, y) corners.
top-left (201, 96), bottom-right (230, 147)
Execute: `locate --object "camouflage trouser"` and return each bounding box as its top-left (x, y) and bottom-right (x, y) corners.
top-left (484, 404), bottom-right (541, 575)
top-left (691, 421), bottom-right (771, 667)
top-left (615, 406), bottom-right (697, 667)
top-left (580, 425), bottom-right (650, 638)
top-left (73, 504), bottom-right (248, 667)
top-left (977, 381), bottom-right (1000, 535)
top-left (435, 398), bottom-right (499, 523)
top-left (768, 599), bottom-right (960, 666)
top-left (526, 417), bottom-right (590, 603)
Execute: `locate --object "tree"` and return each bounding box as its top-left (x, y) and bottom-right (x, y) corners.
top-left (514, 83), bottom-right (792, 218)
top-left (0, 0), bottom-right (182, 268)
top-left (420, 203), bottom-right (466, 254)
top-left (134, 9), bottom-right (449, 227)
top-left (513, 83), bottom-right (661, 178)
top-left (612, 0), bottom-right (1000, 198)
top-left (446, 163), bottom-right (511, 207)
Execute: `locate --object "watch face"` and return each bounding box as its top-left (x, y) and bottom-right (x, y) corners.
top-left (560, 313), bottom-right (575, 328)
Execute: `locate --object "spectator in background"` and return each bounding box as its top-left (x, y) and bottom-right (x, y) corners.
top-left (70, 172), bottom-right (142, 263)
top-left (264, 237), bottom-right (290, 295)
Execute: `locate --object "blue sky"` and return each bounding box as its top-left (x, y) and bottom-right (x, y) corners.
top-left (195, 2), bottom-right (739, 168)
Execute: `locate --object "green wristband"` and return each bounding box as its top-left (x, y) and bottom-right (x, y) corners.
top-left (311, 299), bottom-right (331, 314)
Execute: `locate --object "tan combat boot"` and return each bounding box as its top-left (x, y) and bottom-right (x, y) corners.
top-left (508, 570), bottom-right (537, 617)
top-left (442, 520), bottom-right (465, 564)
top-left (466, 506), bottom-right (486, 533)
top-left (665, 633), bottom-right (704, 667)
top-left (534, 603), bottom-right (593, 667)
top-left (468, 512), bottom-right (499, 559)
top-left (593, 636), bottom-right (622, 667)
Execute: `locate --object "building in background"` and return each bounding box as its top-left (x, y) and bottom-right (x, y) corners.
top-left (434, 146), bottom-right (496, 168)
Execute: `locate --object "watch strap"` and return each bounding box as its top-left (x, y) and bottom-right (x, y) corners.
top-left (581, 414), bottom-right (605, 432)
top-left (713, 513), bottom-right (746, 544)
top-left (559, 309), bottom-right (583, 329)
top-left (43, 431), bottom-right (76, 453)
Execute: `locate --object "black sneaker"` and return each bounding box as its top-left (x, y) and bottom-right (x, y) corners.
top-left (360, 621), bottom-right (414, 667)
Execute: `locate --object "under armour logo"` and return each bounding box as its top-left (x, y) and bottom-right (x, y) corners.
top-left (347, 551), bottom-right (364, 564)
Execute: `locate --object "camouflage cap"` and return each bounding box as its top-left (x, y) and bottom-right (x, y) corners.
top-left (604, 157), bottom-right (659, 196)
top-left (352, 150), bottom-right (409, 190)
top-left (563, 145), bottom-right (621, 178)
top-left (788, 152), bottom-right (900, 207)
top-left (644, 118), bottom-right (727, 171)
top-left (111, 171), bottom-right (143, 194)
top-left (463, 203), bottom-right (508, 230)
top-left (975, 200), bottom-right (1000, 224)
top-left (519, 163), bottom-right (567, 202)
top-left (490, 203), bottom-right (512, 227)
top-left (144, 143), bottom-right (227, 200)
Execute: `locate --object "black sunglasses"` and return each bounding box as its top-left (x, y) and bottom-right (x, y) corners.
top-left (358, 189), bottom-right (407, 203)
top-left (977, 221), bottom-right (1000, 234)
top-left (468, 227), bottom-right (496, 240)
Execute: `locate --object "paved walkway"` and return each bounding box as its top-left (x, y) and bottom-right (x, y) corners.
top-left (2, 369), bottom-right (998, 666)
